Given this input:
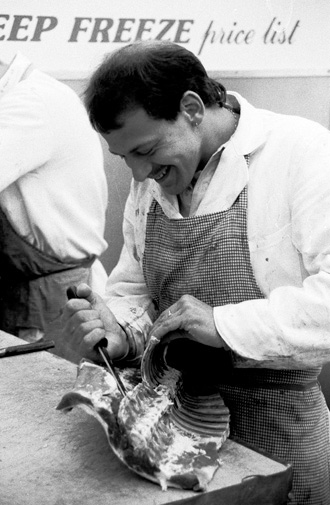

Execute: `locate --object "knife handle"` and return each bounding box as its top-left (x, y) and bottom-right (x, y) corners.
top-left (66, 286), bottom-right (78, 300)
top-left (0, 340), bottom-right (55, 358)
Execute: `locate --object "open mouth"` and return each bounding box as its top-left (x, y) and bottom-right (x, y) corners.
top-left (153, 166), bottom-right (170, 182)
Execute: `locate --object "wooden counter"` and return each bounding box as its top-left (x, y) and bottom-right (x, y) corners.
top-left (0, 332), bottom-right (292, 505)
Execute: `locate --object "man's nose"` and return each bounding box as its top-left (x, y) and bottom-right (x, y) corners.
top-left (126, 156), bottom-right (152, 182)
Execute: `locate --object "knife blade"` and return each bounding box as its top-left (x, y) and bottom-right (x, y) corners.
top-left (97, 342), bottom-right (127, 397)
top-left (0, 340), bottom-right (55, 358)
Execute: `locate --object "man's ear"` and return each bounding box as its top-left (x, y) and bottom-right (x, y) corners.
top-left (180, 91), bottom-right (205, 126)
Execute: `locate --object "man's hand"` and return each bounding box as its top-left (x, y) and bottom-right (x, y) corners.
top-left (150, 294), bottom-right (225, 348)
top-left (62, 283), bottom-right (128, 362)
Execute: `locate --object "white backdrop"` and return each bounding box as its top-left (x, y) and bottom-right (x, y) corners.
top-left (0, 0), bottom-right (329, 78)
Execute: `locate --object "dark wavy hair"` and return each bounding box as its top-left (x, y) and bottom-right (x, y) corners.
top-left (84, 40), bottom-right (227, 133)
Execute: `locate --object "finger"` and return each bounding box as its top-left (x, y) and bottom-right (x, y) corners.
top-left (62, 309), bottom-right (101, 341)
top-left (75, 283), bottom-right (103, 310)
top-left (74, 285), bottom-right (114, 328)
top-left (80, 327), bottom-right (107, 360)
top-left (63, 309), bottom-right (99, 333)
top-left (73, 308), bottom-right (103, 323)
top-left (84, 327), bottom-right (106, 350)
top-left (153, 304), bottom-right (178, 326)
top-left (151, 314), bottom-right (181, 340)
top-left (62, 299), bottom-right (92, 324)
top-left (75, 283), bottom-right (93, 299)
top-left (75, 318), bottom-right (104, 337)
top-left (65, 298), bottom-right (92, 315)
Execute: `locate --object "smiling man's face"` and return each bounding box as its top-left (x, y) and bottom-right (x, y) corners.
top-left (101, 107), bottom-right (203, 196)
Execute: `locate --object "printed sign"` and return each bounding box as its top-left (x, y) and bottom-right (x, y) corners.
top-left (0, 0), bottom-right (329, 78)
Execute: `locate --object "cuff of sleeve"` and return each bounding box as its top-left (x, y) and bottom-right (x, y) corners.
top-left (112, 320), bottom-right (144, 367)
top-left (213, 299), bottom-right (288, 364)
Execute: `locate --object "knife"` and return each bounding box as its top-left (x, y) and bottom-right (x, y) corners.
top-left (66, 286), bottom-right (127, 396)
top-left (97, 340), bottom-right (127, 397)
top-left (0, 340), bottom-right (55, 358)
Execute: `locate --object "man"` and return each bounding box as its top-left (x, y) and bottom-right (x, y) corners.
top-left (62, 41), bottom-right (330, 503)
top-left (0, 52), bottom-right (108, 357)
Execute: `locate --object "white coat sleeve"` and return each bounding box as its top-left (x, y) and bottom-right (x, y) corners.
top-left (214, 129), bottom-right (330, 369)
top-left (104, 186), bottom-right (156, 361)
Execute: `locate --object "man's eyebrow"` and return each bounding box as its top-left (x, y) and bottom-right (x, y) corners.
top-left (130, 138), bottom-right (159, 154)
top-left (110, 139), bottom-right (158, 156)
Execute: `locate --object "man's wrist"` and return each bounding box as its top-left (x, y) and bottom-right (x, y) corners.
top-left (113, 322), bottom-right (130, 361)
top-left (112, 320), bottom-right (144, 368)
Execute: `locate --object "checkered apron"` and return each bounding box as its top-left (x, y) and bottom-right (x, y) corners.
top-left (142, 186), bottom-right (330, 504)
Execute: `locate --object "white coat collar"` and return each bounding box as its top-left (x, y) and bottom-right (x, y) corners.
top-left (228, 91), bottom-right (267, 156)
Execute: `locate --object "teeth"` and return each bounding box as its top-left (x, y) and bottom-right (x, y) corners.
top-left (154, 167), bottom-right (168, 180)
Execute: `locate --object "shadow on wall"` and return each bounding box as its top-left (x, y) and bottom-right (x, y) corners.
top-left (98, 137), bottom-right (132, 274)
